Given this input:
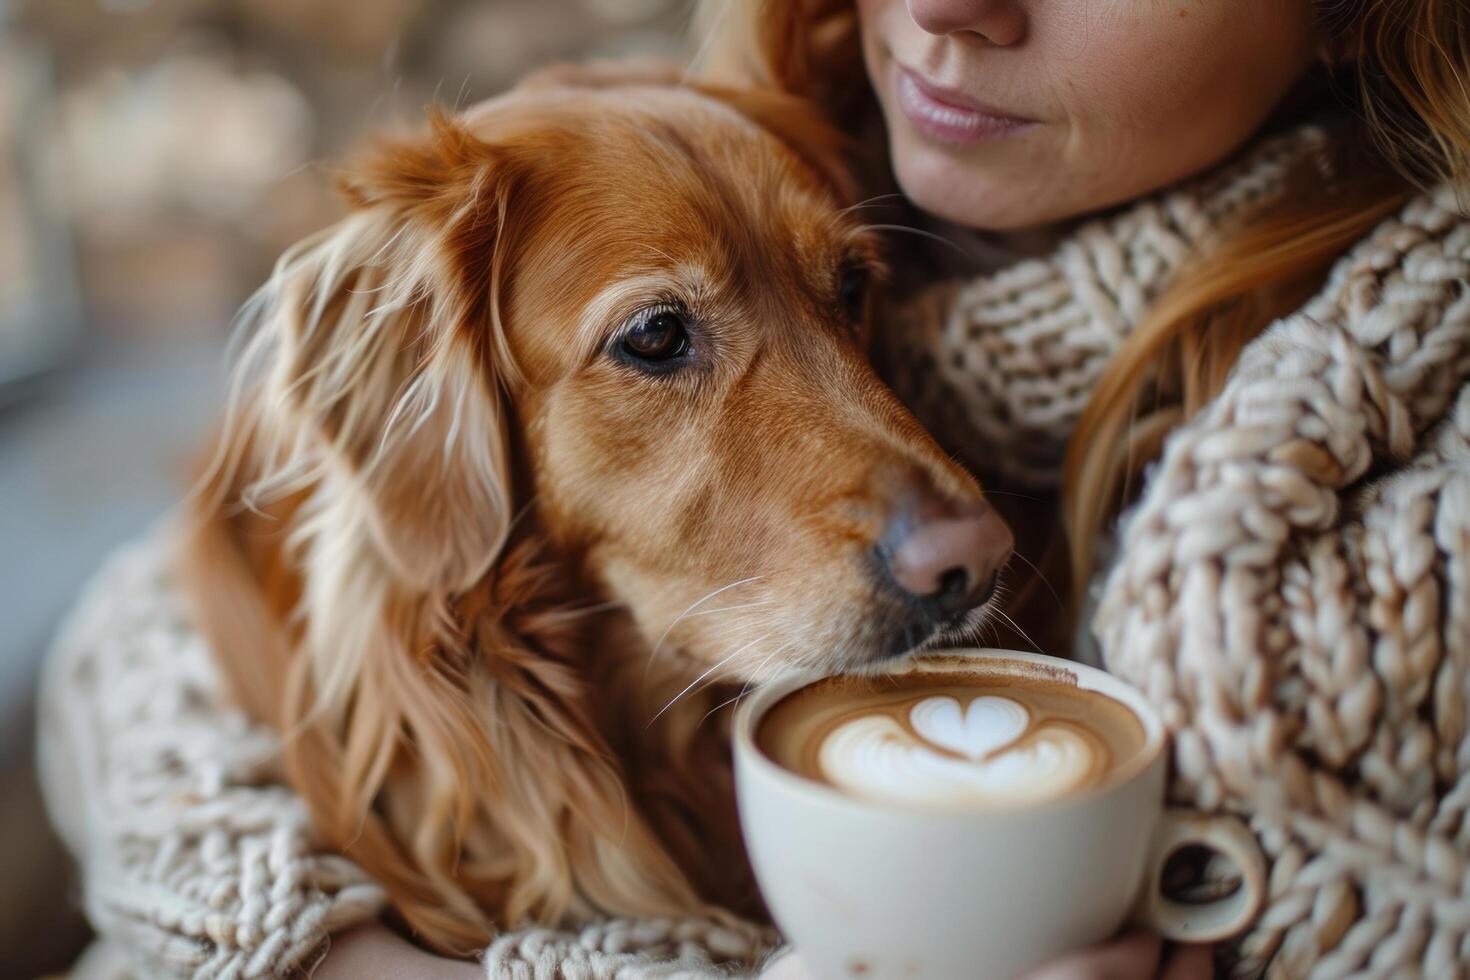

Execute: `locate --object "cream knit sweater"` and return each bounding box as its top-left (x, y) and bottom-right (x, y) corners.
top-left (38, 128), bottom-right (1470, 979)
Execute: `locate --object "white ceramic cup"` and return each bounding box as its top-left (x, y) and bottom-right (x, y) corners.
top-left (733, 649), bottom-right (1266, 980)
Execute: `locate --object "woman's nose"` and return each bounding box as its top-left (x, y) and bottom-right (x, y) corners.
top-left (904, 0), bottom-right (1025, 44)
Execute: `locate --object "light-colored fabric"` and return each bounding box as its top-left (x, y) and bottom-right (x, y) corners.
top-left (887, 132), bottom-right (1470, 976)
top-left (38, 125), bottom-right (1470, 978)
top-left (38, 525), bottom-right (389, 980)
top-left (480, 918), bottom-right (776, 979)
top-left (1094, 195), bottom-right (1470, 977)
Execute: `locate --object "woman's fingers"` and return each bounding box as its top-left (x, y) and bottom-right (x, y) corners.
top-left (1160, 943), bottom-right (1214, 980)
top-left (760, 935), bottom-right (1210, 980)
top-left (1017, 930), bottom-right (1165, 980)
top-left (311, 922), bottom-right (485, 980)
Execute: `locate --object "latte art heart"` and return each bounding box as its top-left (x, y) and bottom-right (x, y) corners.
top-left (757, 669), bottom-right (1146, 811)
top-left (908, 695), bottom-right (1029, 759)
top-left (816, 695), bottom-right (1101, 807)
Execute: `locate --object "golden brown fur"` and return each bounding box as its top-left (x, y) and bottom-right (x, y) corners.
top-left (182, 64), bottom-right (1000, 953)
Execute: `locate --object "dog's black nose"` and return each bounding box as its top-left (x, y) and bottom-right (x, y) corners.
top-left (876, 495), bottom-right (1013, 617)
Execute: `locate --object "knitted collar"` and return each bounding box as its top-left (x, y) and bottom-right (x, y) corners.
top-left (887, 124), bottom-right (1331, 490)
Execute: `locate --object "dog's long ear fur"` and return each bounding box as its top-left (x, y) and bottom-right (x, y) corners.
top-left (211, 110), bottom-right (523, 738)
top-left (245, 110), bottom-right (519, 598)
top-left (191, 110), bottom-right (706, 953)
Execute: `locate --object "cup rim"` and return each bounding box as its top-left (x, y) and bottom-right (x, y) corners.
top-left (733, 648), bottom-right (1166, 819)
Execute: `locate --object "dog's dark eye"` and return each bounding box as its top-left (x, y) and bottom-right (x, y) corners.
top-left (839, 264), bottom-right (869, 320)
top-left (620, 311), bottom-right (691, 363)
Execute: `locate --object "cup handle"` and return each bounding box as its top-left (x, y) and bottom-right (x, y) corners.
top-left (1132, 808), bottom-right (1267, 943)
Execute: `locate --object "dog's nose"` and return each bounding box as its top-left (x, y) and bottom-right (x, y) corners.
top-left (879, 495), bottom-right (1014, 615)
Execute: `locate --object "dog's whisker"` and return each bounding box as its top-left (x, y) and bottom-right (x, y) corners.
top-left (947, 604), bottom-right (996, 650)
top-left (751, 639), bottom-right (798, 681)
top-left (699, 691), bottom-right (742, 727)
top-left (932, 597), bottom-right (1003, 651)
top-left (649, 631), bottom-right (771, 727)
top-left (728, 638), bottom-right (791, 698)
top-left (699, 675), bottom-right (759, 728)
top-left (542, 599), bottom-right (624, 622)
top-left (1007, 550), bottom-right (1065, 612)
top-left (680, 598), bottom-right (775, 619)
top-left (856, 222), bottom-right (971, 257)
top-left (753, 637), bottom-right (795, 675)
top-left (993, 607), bottom-right (1046, 655)
top-left (697, 636), bottom-right (797, 727)
top-left (699, 677), bottom-right (761, 729)
top-left (978, 489), bottom-right (1047, 501)
top-left (643, 576), bottom-right (764, 683)
top-left (836, 192), bottom-right (907, 219)
top-left (505, 493), bottom-right (541, 537)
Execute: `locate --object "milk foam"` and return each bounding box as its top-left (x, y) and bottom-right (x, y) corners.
top-left (909, 695), bottom-right (1028, 758)
top-left (816, 694), bottom-right (1098, 807)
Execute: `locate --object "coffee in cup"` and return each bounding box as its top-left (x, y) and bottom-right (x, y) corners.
top-left (756, 665), bottom-right (1147, 809)
top-left (734, 650), bottom-right (1266, 980)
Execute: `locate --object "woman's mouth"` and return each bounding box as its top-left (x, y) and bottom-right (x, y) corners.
top-left (893, 64), bottom-right (1036, 144)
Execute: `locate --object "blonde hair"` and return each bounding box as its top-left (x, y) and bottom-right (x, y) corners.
top-left (693, 0), bottom-right (1470, 602)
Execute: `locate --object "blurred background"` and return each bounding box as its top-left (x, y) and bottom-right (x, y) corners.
top-left (0, 0), bottom-right (695, 973)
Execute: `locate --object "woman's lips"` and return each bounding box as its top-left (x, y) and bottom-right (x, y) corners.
top-left (893, 64), bottom-right (1035, 144)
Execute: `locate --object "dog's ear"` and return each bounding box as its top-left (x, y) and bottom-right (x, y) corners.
top-left (242, 110), bottom-right (521, 594)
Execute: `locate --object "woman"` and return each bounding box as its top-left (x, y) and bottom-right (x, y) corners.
top-left (40, 0), bottom-right (1469, 977)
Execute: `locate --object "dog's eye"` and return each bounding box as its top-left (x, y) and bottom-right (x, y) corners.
top-left (839, 264), bottom-right (869, 320)
top-left (620, 310), bottom-right (691, 363)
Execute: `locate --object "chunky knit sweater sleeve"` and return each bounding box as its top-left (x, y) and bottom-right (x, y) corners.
top-left (37, 527), bottom-right (388, 979)
top-left (1095, 186), bottom-right (1470, 977)
top-left (886, 143), bottom-right (1470, 975)
top-left (39, 528), bottom-right (777, 980)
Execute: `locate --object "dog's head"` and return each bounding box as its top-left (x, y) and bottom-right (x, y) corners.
top-left (237, 67), bottom-right (1011, 691)
top-left (204, 64), bottom-right (1016, 948)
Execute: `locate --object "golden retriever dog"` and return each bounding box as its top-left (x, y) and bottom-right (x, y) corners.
top-left (182, 62), bottom-right (1014, 954)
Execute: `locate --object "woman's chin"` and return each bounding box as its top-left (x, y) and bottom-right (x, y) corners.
top-left (889, 144), bottom-right (1064, 233)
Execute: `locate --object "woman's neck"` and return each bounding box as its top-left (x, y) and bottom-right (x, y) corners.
top-left (927, 219), bottom-right (1078, 278)
top-left (986, 223), bottom-right (1075, 261)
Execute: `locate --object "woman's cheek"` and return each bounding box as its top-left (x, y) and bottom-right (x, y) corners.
top-left (1048, 1), bottom-right (1317, 207)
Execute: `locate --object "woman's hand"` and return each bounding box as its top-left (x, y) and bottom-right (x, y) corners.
top-left (310, 922), bottom-right (484, 980)
top-left (1018, 932), bottom-right (1211, 980)
top-left (760, 932), bottom-right (1212, 980)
